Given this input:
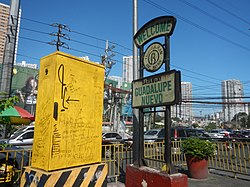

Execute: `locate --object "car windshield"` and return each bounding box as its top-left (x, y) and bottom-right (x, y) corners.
top-left (211, 129), bottom-right (224, 133)
top-left (12, 126), bottom-right (27, 134)
top-left (9, 131), bottom-right (24, 140)
top-left (242, 131), bottom-right (250, 135)
top-left (145, 130), bottom-right (159, 136)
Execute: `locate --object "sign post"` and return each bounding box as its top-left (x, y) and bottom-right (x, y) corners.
top-left (132, 16), bottom-right (181, 173)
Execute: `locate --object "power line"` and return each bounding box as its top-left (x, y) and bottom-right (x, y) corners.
top-left (182, 74), bottom-right (217, 85)
top-left (20, 27), bottom-right (50, 35)
top-left (16, 53), bottom-right (40, 61)
top-left (20, 25), bottom-right (130, 57)
top-left (17, 15), bottom-right (249, 95)
top-left (19, 36), bottom-right (49, 45)
top-left (206, 0), bottom-right (250, 26)
top-left (69, 47), bottom-right (101, 58)
top-left (49, 23), bottom-right (70, 51)
top-left (171, 64), bottom-right (222, 82)
top-left (20, 16), bottom-right (132, 52)
top-left (71, 30), bottom-right (132, 52)
top-left (182, 100), bottom-right (250, 105)
top-left (17, 32), bottom-right (239, 98)
top-left (142, 0), bottom-right (250, 52)
top-left (21, 17), bottom-right (52, 26)
top-left (178, 0), bottom-right (250, 38)
top-left (191, 96), bottom-right (250, 101)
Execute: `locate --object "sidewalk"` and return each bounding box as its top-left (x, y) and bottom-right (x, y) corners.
top-left (189, 172), bottom-right (250, 187)
top-left (107, 170), bottom-right (250, 187)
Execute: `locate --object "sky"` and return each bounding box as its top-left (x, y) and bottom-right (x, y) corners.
top-left (1, 0), bottom-right (250, 116)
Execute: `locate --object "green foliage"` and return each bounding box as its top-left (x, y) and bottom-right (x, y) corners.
top-left (0, 94), bottom-right (19, 113)
top-left (247, 115), bottom-right (250, 129)
top-left (240, 117), bottom-right (246, 128)
top-left (231, 112), bottom-right (247, 122)
top-left (0, 143), bottom-right (12, 149)
top-left (182, 138), bottom-right (216, 160)
top-left (172, 117), bottom-right (180, 122)
top-left (205, 122), bottom-right (216, 131)
top-left (192, 123), bottom-right (199, 128)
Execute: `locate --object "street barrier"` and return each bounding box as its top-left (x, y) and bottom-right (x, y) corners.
top-left (0, 139), bottom-right (249, 185)
top-left (144, 139), bottom-right (250, 178)
top-left (209, 140), bottom-right (250, 176)
top-left (0, 148), bottom-right (32, 185)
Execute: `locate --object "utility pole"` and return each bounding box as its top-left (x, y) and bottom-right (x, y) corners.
top-left (101, 40), bottom-right (116, 80)
top-left (49, 23), bottom-right (70, 51)
top-left (0, 0), bottom-right (20, 97)
top-left (132, 0), bottom-right (142, 165)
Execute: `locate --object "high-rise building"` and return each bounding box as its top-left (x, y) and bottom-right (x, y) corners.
top-left (222, 79), bottom-right (248, 122)
top-left (0, 2), bottom-right (21, 64)
top-left (0, 3), bottom-right (10, 64)
top-left (122, 56), bottom-right (133, 83)
top-left (171, 82), bottom-right (192, 121)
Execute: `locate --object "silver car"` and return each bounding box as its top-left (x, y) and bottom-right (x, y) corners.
top-left (7, 130), bottom-right (34, 148)
top-left (10, 124), bottom-right (34, 138)
top-left (144, 129), bottom-right (164, 143)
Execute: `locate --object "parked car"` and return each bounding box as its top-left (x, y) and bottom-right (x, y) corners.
top-left (7, 130), bottom-right (34, 148)
top-left (102, 132), bottom-right (123, 158)
top-left (144, 129), bottom-right (164, 143)
top-left (102, 132), bottom-right (123, 142)
top-left (10, 124), bottom-right (34, 138)
top-left (228, 131), bottom-right (245, 138)
top-left (241, 131), bottom-right (250, 138)
top-left (207, 129), bottom-right (229, 138)
top-left (144, 127), bottom-right (209, 143)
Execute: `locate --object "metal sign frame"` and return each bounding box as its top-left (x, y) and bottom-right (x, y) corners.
top-left (132, 16), bottom-right (180, 174)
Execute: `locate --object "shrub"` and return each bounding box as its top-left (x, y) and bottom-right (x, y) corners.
top-left (182, 138), bottom-right (216, 160)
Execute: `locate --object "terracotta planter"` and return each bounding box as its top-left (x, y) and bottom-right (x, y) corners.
top-left (186, 154), bottom-right (208, 179)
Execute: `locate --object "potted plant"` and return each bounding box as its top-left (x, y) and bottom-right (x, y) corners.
top-left (182, 137), bottom-right (216, 179)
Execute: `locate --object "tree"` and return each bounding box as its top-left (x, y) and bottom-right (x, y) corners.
top-left (192, 123), bottom-right (199, 128)
top-left (231, 112), bottom-right (247, 129)
top-left (231, 112), bottom-right (247, 122)
top-left (0, 93), bottom-right (19, 138)
top-left (205, 122), bottom-right (216, 131)
top-left (240, 117), bottom-right (246, 129)
top-left (172, 117), bottom-right (181, 122)
top-left (0, 93), bottom-right (19, 113)
top-left (246, 114), bottom-right (250, 129)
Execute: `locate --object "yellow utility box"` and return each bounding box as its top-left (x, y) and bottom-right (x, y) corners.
top-left (32, 51), bottom-right (105, 171)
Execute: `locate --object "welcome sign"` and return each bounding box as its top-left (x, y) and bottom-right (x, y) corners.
top-left (132, 70), bottom-right (181, 108)
top-left (134, 16), bottom-right (176, 47)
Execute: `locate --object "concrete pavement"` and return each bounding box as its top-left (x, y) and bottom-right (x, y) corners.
top-left (188, 172), bottom-right (250, 187)
top-left (107, 170), bottom-right (250, 187)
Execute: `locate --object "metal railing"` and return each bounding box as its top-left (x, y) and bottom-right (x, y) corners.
top-left (0, 139), bottom-right (249, 185)
top-left (209, 140), bottom-right (250, 175)
top-left (143, 139), bottom-right (250, 177)
top-left (0, 148), bottom-right (32, 184)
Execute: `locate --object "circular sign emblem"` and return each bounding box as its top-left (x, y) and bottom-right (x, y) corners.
top-left (143, 42), bottom-right (164, 72)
